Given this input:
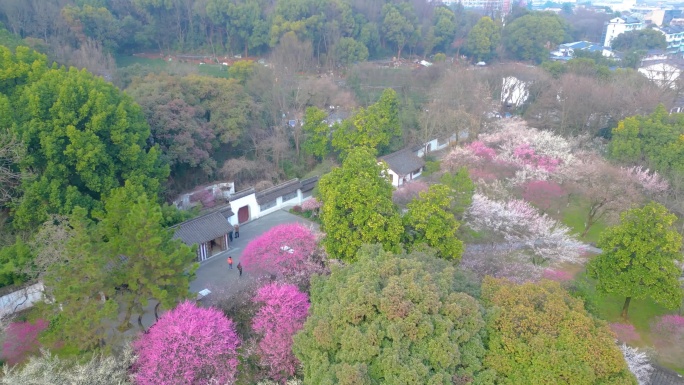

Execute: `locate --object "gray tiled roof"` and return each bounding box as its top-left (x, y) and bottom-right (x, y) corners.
top-left (379, 148), bottom-right (425, 176)
top-left (651, 365), bottom-right (684, 385)
top-left (172, 211), bottom-right (233, 246)
top-left (231, 187), bottom-right (255, 200)
top-left (256, 179), bottom-right (300, 204)
top-left (300, 176), bottom-right (319, 192)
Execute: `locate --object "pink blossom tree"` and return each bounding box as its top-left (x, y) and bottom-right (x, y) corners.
top-left (132, 301), bottom-right (240, 385)
top-left (392, 181), bottom-right (429, 205)
top-left (622, 166), bottom-right (669, 195)
top-left (240, 223), bottom-right (320, 282)
top-left (1, 319), bottom-right (48, 365)
top-left (542, 269), bottom-right (573, 282)
top-left (651, 315), bottom-right (684, 367)
top-left (252, 283), bottom-right (309, 383)
top-left (521, 180), bottom-right (566, 212)
top-left (609, 323), bottom-right (640, 343)
top-left (300, 198), bottom-right (322, 212)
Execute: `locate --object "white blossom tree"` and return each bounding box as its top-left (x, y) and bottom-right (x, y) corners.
top-left (619, 344), bottom-right (653, 385)
top-left (466, 193), bottom-right (585, 265)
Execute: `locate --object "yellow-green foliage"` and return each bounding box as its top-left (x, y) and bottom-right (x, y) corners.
top-left (294, 245), bottom-right (492, 385)
top-left (482, 277), bottom-right (637, 384)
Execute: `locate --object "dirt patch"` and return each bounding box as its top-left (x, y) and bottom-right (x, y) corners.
top-left (132, 52), bottom-right (259, 65)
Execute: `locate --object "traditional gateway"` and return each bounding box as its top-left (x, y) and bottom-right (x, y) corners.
top-left (172, 177), bottom-right (318, 262)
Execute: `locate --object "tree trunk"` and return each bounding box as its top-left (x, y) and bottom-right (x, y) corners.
top-left (154, 302), bottom-right (161, 321)
top-left (244, 42), bottom-right (248, 58)
top-left (621, 296), bottom-right (632, 319)
top-left (118, 303), bottom-right (134, 332)
top-left (138, 314), bottom-right (146, 332)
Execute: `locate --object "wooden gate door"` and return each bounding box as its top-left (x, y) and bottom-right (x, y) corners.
top-left (238, 206), bottom-right (249, 223)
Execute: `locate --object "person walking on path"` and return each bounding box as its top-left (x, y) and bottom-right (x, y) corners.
top-left (237, 262), bottom-right (242, 277)
top-left (227, 256), bottom-right (233, 270)
top-left (234, 223), bottom-right (240, 238)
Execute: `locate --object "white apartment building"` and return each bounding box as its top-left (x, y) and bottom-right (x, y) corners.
top-left (603, 16), bottom-right (645, 47)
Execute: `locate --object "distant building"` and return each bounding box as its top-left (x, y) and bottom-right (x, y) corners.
top-left (654, 25), bottom-right (684, 54)
top-left (549, 41), bottom-right (614, 61)
top-left (638, 61), bottom-right (681, 89)
top-left (379, 148), bottom-right (426, 187)
top-left (443, 0), bottom-right (512, 14)
top-left (602, 17), bottom-right (645, 47)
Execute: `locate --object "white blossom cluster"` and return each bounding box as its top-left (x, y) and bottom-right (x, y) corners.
top-left (621, 166), bottom-right (669, 195)
top-left (466, 194), bottom-right (584, 264)
top-left (619, 343), bottom-right (653, 385)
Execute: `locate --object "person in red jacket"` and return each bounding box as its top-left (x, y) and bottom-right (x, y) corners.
top-left (227, 256), bottom-right (233, 270)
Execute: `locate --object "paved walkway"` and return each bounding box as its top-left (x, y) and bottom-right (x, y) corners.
top-left (189, 209), bottom-right (318, 304)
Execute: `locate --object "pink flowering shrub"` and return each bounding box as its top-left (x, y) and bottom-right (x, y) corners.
top-left (133, 301), bottom-right (240, 385)
top-left (542, 269), bottom-right (573, 282)
top-left (521, 180), bottom-right (566, 211)
top-left (513, 144), bottom-right (561, 172)
top-left (651, 315), bottom-right (684, 366)
top-left (622, 166), bottom-right (669, 195)
top-left (252, 283), bottom-right (310, 382)
top-left (468, 141), bottom-right (497, 160)
top-left (392, 181), bottom-right (429, 205)
top-left (189, 189), bottom-right (216, 208)
top-left (1, 319), bottom-right (48, 365)
top-left (609, 323), bottom-right (640, 343)
top-left (241, 223), bottom-right (319, 278)
top-left (301, 198), bottom-right (322, 212)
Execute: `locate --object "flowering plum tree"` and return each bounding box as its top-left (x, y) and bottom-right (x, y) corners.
top-left (466, 193), bottom-right (584, 265)
top-left (240, 223), bottom-right (318, 279)
top-left (132, 301), bottom-right (240, 385)
top-left (619, 344), bottom-right (652, 385)
top-left (609, 323), bottom-right (640, 343)
top-left (541, 268), bottom-right (573, 282)
top-left (252, 283), bottom-right (309, 383)
top-left (651, 315), bottom-right (684, 368)
top-left (1, 319), bottom-right (48, 366)
top-left (391, 180), bottom-right (428, 206)
top-left (521, 180), bottom-right (566, 212)
top-left (621, 166), bottom-right (669, 195)
top-left (300, 198), bottom-right (322, 212)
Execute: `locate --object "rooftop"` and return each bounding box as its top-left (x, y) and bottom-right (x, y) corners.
top-left (172, 211), bottom-right (234, 246)
top-left (379, 148), bottom-right (426, 176)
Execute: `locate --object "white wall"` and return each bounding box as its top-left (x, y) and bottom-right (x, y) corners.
top-left (0, 282), bottom-right (44, 317)
top-left (227, 193), bottom-right (259, 225)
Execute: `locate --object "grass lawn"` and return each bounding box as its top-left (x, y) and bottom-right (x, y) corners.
top-left (115, 55), bottom-right (229, 78)
top-left (560, 199), bottom-right (607, 244)
top-left (573, 273), bottom-right (684, 374)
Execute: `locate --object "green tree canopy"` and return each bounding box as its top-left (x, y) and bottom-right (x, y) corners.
top-left (440, 166), bottom-right (475, 219)
top-left (331, 88), bottom-right (400, 154)
top-left (43, 185), bottom-right (196, 350)
top-left (466, 16), bottom-right (501, 62)
top-left (0, 46), bottom-right (167, 229)
top-left (611, 29), bottom-right (667, 51)
top-left (302, 106), bottom-right (330, 160)
top-left (335, 37), bottom-right (369, 66)
top-left (503, 12), bottom-right (568, 63)
top-left (610, 105), bottom-right (684, 176)
top-left (588, 202), bottom-right (683, 318)
top-left (293, 245), bottom-right (492, 385)
top-left (318, 147), bottom-right (402, 262)
top-left (482, 277), bottom-right (637, 384)
top-left (403, 184), bottom-right (464, 261)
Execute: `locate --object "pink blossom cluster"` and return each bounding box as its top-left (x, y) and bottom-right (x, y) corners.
top-left (467, 141), bottom-right (497, 160)
top-left (252, 283), bottom-right (310, 382)
top-left (241, 223), bottom-right (320, 284)
top-left (466, 194), bottom-right (584, 264)
top-left (189, 188), bottom-right (216, 208)
top-left (622, 166), bottom-right (669, 194)
top-left (392, 181), bottom-right (429, 205)
top-left (1, 319), bottom-right (48, 365)
top-left (609, 323), bottom-right (640, 343)
top-left (133, 301), bottom-right (240, 385)
top-left (513, 144), bottom-right (561, 172)
top-left (521, 180), bottom-right (566, 211)
top-left (300, 198), bottom-right (322, 212)
top-left (652, 315), bottom-right (684, 340)
top-left (542, 269), bottom-right (573, 282)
